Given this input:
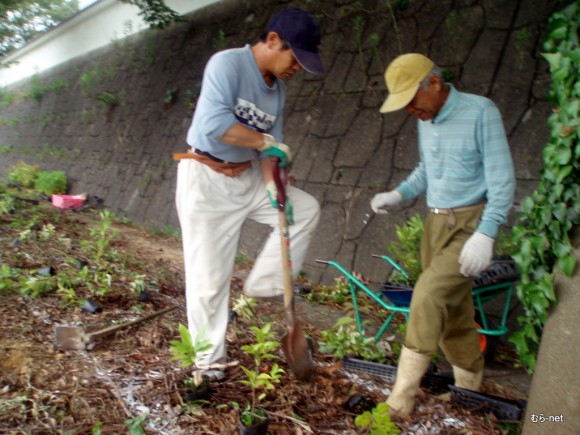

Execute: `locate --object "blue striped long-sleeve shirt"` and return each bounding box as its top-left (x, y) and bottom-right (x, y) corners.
top-left (397, 85), bottom-right (515, 238)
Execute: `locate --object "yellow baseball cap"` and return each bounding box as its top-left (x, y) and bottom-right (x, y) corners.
top-left (380, 53), bottom-right (435, 113)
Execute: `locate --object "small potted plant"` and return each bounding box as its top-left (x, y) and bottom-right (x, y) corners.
top-left (237, 323), bottom-right (285, 434)
top-left (169, 323), bottom-right (213, 402)
top-left (384, 214), bottom-right (424, 283)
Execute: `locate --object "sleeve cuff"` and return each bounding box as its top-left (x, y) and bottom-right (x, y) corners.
top-left (477, 220), bottom-right (499, 239)
top-left (396, 183), bottom-right (416, 202)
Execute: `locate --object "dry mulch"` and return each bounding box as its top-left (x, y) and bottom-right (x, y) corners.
top-left (0, 194), bottom-right (522, 434)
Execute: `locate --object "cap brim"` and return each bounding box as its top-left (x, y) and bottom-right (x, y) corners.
top-left (292, 47), bottom-right (325, 75)
top-left (379, 85), bottom-right (419, 113)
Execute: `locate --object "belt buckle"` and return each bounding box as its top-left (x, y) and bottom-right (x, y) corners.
top-left (433, 208), bottom-right (441, 214)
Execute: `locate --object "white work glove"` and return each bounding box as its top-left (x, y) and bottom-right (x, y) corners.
top-left (370, 190), bottom-right (403, 214)
top-left (259, 134), bottom-right (292, 167)
top-left (459, 232), bottom-right (494, 277)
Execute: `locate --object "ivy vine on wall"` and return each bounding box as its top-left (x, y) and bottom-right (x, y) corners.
top-left (510, 2), bottom-right (580, 373)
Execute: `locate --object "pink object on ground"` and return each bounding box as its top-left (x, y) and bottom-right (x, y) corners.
top-left (51, 194), bottom-right (86, 209)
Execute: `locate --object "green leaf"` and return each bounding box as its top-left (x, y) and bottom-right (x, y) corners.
top-left (548, 219), bottom-right (562, 238)
top-left (178, 323), bottom-right (193, 348)
top-left (354, 411), bottom-right (372, 428)
top-left (553, 241), bottom-right (571, 257)
top-left (125, 413), bottom-right (148, 435)
top-left (333, 317), bottom-right (356, 327)
top-left (556, 165), bottom-right (573, 183)
top-left (553, 56), bottom-right (571, 81)
top-left (552, 203), bottom-right (568, 223)
top-left (559, 255), bottom-right (577, 277)
top-left (529, 291), bottom-right (549, 315)
top-left (542, 52), bottom-right (562, 69)
top-left (564, 98), bottom-right (579, 117)
top-left (549, 25), bottom-right (567, 40)
top-left (553, 146), bottom-right (572, 165)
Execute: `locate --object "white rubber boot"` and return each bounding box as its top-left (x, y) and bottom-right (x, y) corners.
top-left (453, 365), bottom-right (483, 391)
top-left (386, 346), bottom-right (431, 417)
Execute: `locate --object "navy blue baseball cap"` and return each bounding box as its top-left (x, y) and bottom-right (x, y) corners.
top-left (267, 8), bottom-right (325, 75)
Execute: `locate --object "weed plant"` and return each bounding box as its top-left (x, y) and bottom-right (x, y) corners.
top-left (305, 277), bottom-right (351, 305)
top-left (386, 214), bottom-right (424, 285)
top-left (7, 162), bottom-right (39, 188)
top-left (319, 317), bottom-right (386, 362)
top-left (0, 195), bottom-right (15, 216)
top-left (81, 209), bottom-right (119, 266)
top-left (232, 295), bottom-right (258, 323)
top-left (34, 171), bottom-right (67, 195)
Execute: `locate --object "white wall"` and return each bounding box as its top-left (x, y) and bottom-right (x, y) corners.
top-left (0, 0), bottom-right (222, 87)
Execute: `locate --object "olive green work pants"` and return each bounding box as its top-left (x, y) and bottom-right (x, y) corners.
top-left (404, 205), bottom-right (485, 372)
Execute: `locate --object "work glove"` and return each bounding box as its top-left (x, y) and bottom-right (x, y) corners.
top-left (370, 190), bottom-right (403, 214)
top-left (259, 134), bottom-right (292, 168)
top-left (266, 180), bottom-right (294, 225)
top-left (459, 232), bottom-right (494, 277)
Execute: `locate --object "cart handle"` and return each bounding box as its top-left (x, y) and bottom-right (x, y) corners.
top-left (372, 254), bottom-right (410, 280)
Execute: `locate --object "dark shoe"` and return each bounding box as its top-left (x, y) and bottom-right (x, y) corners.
top-left (201, 369), bottom-right (225, 382)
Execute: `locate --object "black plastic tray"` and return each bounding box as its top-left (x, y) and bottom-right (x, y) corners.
top-left (343, 356), bottom-right (397, 383)
top-left (342, 357), bottom-right (453, 394)
top-left (450, 385), bottom-right (526, 421)
top-left (473, 258), bottom-right (520, 288)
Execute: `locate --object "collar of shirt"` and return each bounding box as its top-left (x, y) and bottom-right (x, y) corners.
top-left (432, 84), bottom-right (458, 125)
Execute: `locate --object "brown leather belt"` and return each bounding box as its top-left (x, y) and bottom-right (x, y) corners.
top-left (430, 201), bottom-right (485, 228)
top-left (173, 149), bottom-right (252, 177)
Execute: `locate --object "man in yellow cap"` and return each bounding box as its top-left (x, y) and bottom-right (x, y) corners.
top-left (371, 53), bottom-right (515, 416)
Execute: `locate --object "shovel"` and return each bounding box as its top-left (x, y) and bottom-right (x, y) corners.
top-left (55, 305), bottom-right (178, 350)
top-left (271, 158), bottom-right (315, 382)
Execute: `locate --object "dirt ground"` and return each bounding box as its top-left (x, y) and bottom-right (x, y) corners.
top-left (0, 195), bottom-right (527, 434)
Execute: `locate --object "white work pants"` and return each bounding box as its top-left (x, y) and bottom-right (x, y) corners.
top-left (175, 159), bottom-right (320, 364)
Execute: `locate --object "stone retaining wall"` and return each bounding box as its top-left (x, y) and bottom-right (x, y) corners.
top-left (0, 0), bottom-right (559, 286)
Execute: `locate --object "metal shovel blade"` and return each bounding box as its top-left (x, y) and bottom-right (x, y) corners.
top-left (55, 326), bottom-right (90, 350)
top-left (281, 319), bottom-right (314, 382)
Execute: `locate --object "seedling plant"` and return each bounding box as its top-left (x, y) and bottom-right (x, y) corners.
top-left (169, 323), bottom-right (213, 388)
top-left (355, 402), bottom-right (400, 434)
top-left (237, 322), bottom-right (285, 427)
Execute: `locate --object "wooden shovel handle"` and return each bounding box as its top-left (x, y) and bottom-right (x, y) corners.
top-left (88, 305), bottom-right (178, 340)
top-left (271, 157), bottom-right (295, 315)
top-left (278, 210), bottom-right (296, 315)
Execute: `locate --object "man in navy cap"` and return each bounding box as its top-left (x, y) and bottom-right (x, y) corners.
top-left (175, 8), bottom-right (325, 379)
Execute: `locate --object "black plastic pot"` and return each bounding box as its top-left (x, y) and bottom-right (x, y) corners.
top-left (137, 291), bottom-right (152, 303)
top-left (81, 298), bottom-right (102, 314)
top-left (184, 375), bottom-right (210, 402)
top-left (344, 394), bottom-right (376, 413)
top-left (239, 408), bottom-right (269, 435)
top-left (76, 259), bottom-right (88, 269)
top-left (37, 266), bottom-right (55, 276)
